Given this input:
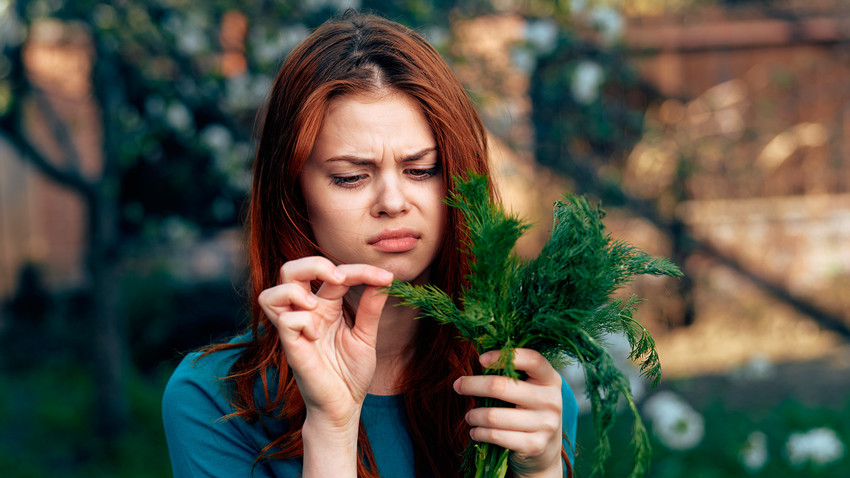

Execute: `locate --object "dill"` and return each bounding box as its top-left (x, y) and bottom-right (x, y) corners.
top-left (387, 172), bottom-right (682, 477)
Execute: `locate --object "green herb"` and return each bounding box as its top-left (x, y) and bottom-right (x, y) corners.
top-left (387, 172), bottom-right (683, 477)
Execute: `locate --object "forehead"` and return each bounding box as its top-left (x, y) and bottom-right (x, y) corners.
top-left (316, 91), bottom-right (434, 144)
top-left (305, 91), bottom-right (439, 167)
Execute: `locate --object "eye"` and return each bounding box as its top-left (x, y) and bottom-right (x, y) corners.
top-left (406, 166), bottom-right (439, 180)
top-left (331, 175), bottom-right (367, 188)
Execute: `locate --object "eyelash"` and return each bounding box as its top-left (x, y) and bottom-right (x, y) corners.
top-left (330, 166), bottom-right (440, 188)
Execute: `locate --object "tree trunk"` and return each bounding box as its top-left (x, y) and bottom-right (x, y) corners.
top-left (86, 187), bottom-right (128, 443)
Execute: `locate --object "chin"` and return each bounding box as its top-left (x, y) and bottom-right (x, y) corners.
top-left (381, 260), bottom-right (431, 284)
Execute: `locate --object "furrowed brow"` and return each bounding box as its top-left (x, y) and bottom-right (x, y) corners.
top-left (325, 155), bottom-right (375, 165)
top-left (401, 146), bottom-right (438, 162)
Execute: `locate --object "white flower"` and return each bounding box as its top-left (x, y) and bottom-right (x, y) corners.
top-left (251, 24), bottom-right (310, 64)
top-left (333, 0), bottom-right (361, 10)
top-left (524, 19), bottom-right (558, 55)
top-left (571, 60), bottom-right (604, 105)
top-left (511, 48), bottom-right (536, 74)
top-left (729, 353), bottom-right (776, 382)
top-left (643, 391), bottom-right (704, 451)
top-left (214, 142), bottom-right (253, 193)
top-left (420, 26), bottom-right (449, 49)
top-left (225, 74), bottom-right (272, 112)
top-left (740, 431), bottom-right (769, 473)
top-left (200, 124), bottom-right (233, 154)
top-left (785, 427), bottom-right (845, 468)
top-left (164, 11), bottom-right (210, 56)
top-left (165, 101), bottom-right (194, 132)
top-left (0, 0), bottom-right (27, 49)
top-left (161, 216), bottom-right (199, 246)
top-left (177, 28), bottom-right (206, 56)
top-left (588, 6), bottom-right (623, 45)
top-left (569, 0), bottom-right (587, 13)
top-left (302, 0), bottom-right (361, 13)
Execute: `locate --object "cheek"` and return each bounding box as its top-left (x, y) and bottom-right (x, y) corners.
top-left (306, 199), bottom-right (367, 251)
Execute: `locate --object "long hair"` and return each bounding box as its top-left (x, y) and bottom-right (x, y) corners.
top-left (204, 11), bottom-right (494, 477)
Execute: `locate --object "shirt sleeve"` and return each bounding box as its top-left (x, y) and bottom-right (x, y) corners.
top-left (562, 376), bottom-right (579, 469)
top-left (162, 351), bottom-right (279, 478)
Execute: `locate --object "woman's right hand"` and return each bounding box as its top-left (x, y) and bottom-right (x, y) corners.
top-left (258, 257), bottom-right (393, 430)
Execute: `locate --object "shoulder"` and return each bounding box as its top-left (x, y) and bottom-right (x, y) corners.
top-left (163, 338), bottom-right (249, 415)
top-left (162, 334), bottom-right (298, 477)
top-left (161, 330), bottom-right (262, 440)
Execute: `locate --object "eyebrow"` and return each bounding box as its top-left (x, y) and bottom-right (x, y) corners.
top-left (325, 146), bottom-right (438, 165)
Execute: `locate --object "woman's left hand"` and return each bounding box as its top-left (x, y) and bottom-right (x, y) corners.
top-left (454, 348), bottom-right (564, 478)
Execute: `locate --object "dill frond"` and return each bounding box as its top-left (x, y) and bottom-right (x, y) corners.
top-left (387, 172), bottom-right (683, 477)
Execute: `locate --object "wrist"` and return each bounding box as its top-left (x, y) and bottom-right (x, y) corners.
top-left (513, 461), bottom-right (564, 478)
top-left (302, 407), bottom-right (361, 443)
top-left (301, 409), bottom-right (362, 477)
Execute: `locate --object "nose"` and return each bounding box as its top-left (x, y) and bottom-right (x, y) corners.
top-left (371, 174), bottom-right (409, 217)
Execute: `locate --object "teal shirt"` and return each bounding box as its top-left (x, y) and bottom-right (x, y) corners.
top-left (162, 342), bottom-right (578, 477)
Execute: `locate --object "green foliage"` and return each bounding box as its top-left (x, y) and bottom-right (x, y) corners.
top-left (388, 172), bottom-right (682, 477)
top-left (574, 389), bottom-right (850, 478)
top-left (0, 361), bottom-right (173, 478)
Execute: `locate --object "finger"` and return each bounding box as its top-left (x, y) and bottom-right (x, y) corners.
top-left (350, 285), bottom-right (389, 346)
top-left (277, 311), bottom-right (320, 343)
top-left (453, 374), bottom-right (562, 413)
top-left (279, 256), bottom-right (347, 289)
top-left (468, 427), bottom-right (550, 459)
top-left (480, 348), bottom-right (562, 386)
top-left (258, 284), bottom-right (319, 319)
top-left (465, 407), bottom-right (556, 434)
top-left (315, 264), bottom-right (393, 301)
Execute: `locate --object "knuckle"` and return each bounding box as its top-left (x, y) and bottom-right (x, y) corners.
top-left (279, 262), bottom-right (294, 282)
top-left (487, 377), bottom-right (508, 396)
top-left (528, 437), bottom-right (547, 456)
top-left (542, 392), bottom-right (562, 413)
top-left (257, 288), bottom-right (270, 304)
top-left (540, 417), bottom-right (560, 435)
top-left (478, 427), bottom-right (498, 443)
top-left (483, 408), bottom-right (500, 426)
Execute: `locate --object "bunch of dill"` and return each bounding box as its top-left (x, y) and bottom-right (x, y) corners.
top-left (387, 173), bottom-right (682, 478)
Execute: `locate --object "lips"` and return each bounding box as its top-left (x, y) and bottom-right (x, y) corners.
top-left (368, 227), bottom-right (421, 253)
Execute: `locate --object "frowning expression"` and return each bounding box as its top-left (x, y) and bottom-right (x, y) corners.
top-left (300, 91), bottom-right (447, 284)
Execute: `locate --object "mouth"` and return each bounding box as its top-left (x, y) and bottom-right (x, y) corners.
top-left (368, 228), bottom-right (421, 253)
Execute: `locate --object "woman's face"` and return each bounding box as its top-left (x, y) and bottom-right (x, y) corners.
top-left (300, 91), bottom-right (447, 284)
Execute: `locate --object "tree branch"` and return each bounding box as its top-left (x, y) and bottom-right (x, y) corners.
top-left (32, 89), bottom-right (85, 175)
top-left (0, 115), bottom-right (94, 202)
top-left (563, 153), bottom-right (850, 340)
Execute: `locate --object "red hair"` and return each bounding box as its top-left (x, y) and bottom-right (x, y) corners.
top-left (204, 11), bottom-right (571, 477)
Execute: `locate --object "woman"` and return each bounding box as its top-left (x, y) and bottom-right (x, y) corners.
top-left (162, 11), bottom-right (578, 478)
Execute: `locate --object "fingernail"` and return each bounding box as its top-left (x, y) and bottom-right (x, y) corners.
top-left (306, 295), bottom-right (318, 306)
top-left (379, 270), bottom-right (393, 282)
top-left (453, 377), bottom-right (462, 393)
top-left (333, 269), bottom-right (346, 282)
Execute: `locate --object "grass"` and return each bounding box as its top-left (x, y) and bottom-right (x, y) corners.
top-left (572, 383), bottom-right (850, 477)
top-left (0, 359), bottom-right (174, 478)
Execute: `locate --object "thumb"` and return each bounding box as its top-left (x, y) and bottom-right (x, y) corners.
top-left (351, 285), bottom-right (388, 346)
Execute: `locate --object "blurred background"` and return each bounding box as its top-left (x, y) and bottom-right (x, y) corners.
top-left (1, 0), bottom-right (849, 476)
